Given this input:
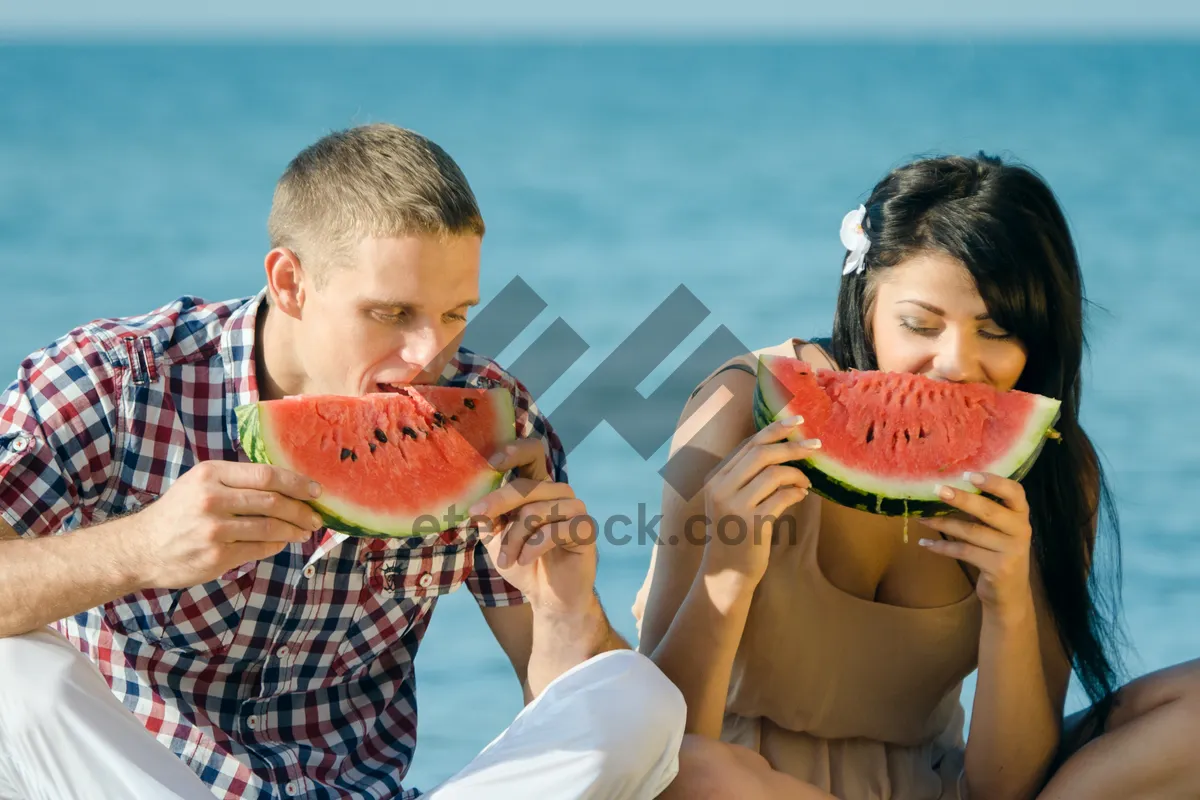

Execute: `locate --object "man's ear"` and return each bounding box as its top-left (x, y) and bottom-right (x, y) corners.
top-left (264, 247), bottom-right (308, 319)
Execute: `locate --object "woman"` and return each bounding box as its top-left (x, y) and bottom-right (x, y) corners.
top-left (636, 153), bottom-right (1200, 799)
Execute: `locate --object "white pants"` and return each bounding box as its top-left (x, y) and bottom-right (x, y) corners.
top-left (0, 628), bottom-right (685, 800)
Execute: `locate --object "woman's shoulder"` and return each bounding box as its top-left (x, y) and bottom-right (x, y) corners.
top-left (685, 336), bottom-right (838, 404)
top-left (670, 336), bottom-right (839, 468)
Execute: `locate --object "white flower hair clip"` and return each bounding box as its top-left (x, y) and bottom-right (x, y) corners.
top-left (840, 204), bottom-right (871, 275)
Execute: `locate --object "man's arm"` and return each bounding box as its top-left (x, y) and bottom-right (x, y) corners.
top-left (0, 331), bottom-right (326, 638)
top-left (480, 604), bottom-right (536, 704)
top-left (467, 436), bottom-right (630, 701)
top-left (525, 592), bottom-right (629, 698)
top-left (481, 594), bottom-right (629, 704)
top-left (0, 463), bottom-right (327, 638)
top-left (0, 515), bottom-right (147, 637)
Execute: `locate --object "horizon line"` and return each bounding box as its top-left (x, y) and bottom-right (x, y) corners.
top-left (3, 25), bottom-right (1200, 43)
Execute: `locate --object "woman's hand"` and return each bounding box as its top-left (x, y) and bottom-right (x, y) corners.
top-left (917, 472), bottom-right (1036, 621)
top-left (700, 416), bottom-right (818, 584)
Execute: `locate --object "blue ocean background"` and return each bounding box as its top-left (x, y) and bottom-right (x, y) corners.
top-left (2, 41), bottom-right (1198, 790)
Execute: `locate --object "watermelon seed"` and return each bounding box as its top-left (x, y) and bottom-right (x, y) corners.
top-left (402, 426), bottom-right (418, 439)
top-left (374, 428), bottom-right (389, 444)
top-left (432, 411), bottom-right (447, 427)
top-left (463, 398), bottom-right (476, 409)
top-left (350, 450), bottom-right (358, 461)
top-left (369, 442), bottom-right (377, 454)
top-left (450, 415), bottom-right (459, 422)
top-left (340, 448), bottom-right (353, 461)
top-left (865, 422), bottom-right (876, 444)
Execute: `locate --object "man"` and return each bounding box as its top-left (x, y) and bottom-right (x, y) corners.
top-left (0, 124), bottom-right (685, 799)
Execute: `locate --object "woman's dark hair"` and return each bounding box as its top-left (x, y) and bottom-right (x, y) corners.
top-left (830, 153), bottom-right (1126, 732)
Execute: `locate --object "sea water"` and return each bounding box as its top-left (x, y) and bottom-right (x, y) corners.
top-left (1, 40), bottom-right (1197, 789)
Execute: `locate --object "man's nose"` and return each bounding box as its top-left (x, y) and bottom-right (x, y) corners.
top-left (399, 324), bottom-right (442, 369)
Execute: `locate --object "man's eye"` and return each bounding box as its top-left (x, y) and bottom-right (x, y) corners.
top-left (375, 311), bottom-right (408, 324)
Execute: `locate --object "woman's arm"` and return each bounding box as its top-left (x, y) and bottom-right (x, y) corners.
top-left (637, 368), bottom-right (814, 738)
top-left (964, 562), bottom-right (1071, 799)
top-left (919, 475), bottom-right (1074, 799)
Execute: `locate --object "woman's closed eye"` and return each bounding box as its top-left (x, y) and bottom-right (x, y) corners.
top-left (901, 316), bottom-right (1013, 342)
top-left (899, 317), bottom-right (939, 337)
top-left (977, 326), bottom-right (1013, 341)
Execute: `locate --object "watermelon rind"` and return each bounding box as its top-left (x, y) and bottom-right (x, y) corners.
top-left (752, 355), bottom-right (1061, 518)
top-left (234, 389), bottom-right (516, 538)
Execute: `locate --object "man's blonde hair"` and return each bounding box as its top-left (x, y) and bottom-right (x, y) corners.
top-left (267, 123), bottom-right (485, 285)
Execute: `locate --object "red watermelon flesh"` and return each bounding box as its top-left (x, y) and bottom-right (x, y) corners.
top-left (235, 387), bottom-right (516, 538)
top-left (753, 354), bottom-right (1061, 510)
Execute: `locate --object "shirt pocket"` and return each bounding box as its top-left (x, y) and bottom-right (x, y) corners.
top-left (103, 569), bottom-right (256, 657)
top-left (332, 542), bottom-right (476, 678)
top-left (99, 488), bottom-right (256, 657)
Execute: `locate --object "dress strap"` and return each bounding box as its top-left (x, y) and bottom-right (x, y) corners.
top-left (809, 336), bottom-right (833, 351)
top-left (685, 363), bottom-right (757, 402)
top-left (684, 337), bottom-right (831, 404)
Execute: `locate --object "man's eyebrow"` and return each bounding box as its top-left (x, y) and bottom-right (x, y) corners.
top-left (363, 298), bottom-right (413, 309)
top-left (363, 298), bottom-right (480, 310)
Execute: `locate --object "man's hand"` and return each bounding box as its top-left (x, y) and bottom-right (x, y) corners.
top-left (117, 461), bottom-right (325, 590)
top-left (468, 439), bottom-right (598, 613)
top-left (470, 439), bottom-right (626, 698)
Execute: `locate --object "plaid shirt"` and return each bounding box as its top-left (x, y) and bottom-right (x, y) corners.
top-left (0, 290), bottom-right (567, 799)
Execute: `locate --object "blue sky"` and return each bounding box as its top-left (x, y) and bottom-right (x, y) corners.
top-left (4, 0), bottom-right (1200, 36)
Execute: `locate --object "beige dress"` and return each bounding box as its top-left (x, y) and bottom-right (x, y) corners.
top-left (632, 339), bottom-right (982, 800)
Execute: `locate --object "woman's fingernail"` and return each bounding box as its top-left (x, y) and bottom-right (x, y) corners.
top-left (964, 471), bottom-right (986, 486)
top-left (919, 538), bottom-right (936, 547)
top-left (936, 484), bottom-right (954, 500)
top-left (782, 415), bottom-right (805, 426)
top-left (311, 514), bottom-right (323, 529)
top-left (309, 481), bottom-right (323, 498)
top-left (469, 502), bottom-right (486, 516)
top-left (800, 438), bottom-right (822, 449)
top-left (496, 551), bottom-right (509, 568)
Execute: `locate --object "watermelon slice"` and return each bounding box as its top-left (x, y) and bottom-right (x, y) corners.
top-left (235, 387), bottom-right (516, 538)
top-left (752, 355), bottom-right (1061, 517)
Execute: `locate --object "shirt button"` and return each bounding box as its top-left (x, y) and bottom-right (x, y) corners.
top-left (417, 572), bottom-right (434, 589)
top-left (276, 645), bottom-right (289, 659)
top-left (11, 437), bottom-right (29, 453)
top-left (285, 781), bottom-right (298, 796)
top-left (246, 715), bottom-right (258, 730)
top-left (302, 565), bottom-right (316, 579)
